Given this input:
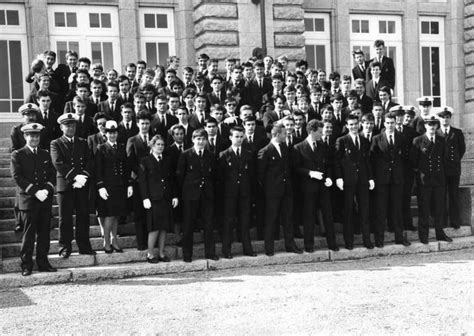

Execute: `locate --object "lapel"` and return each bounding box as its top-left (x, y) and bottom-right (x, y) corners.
top-left (269, 142), bottom-right (282, 160)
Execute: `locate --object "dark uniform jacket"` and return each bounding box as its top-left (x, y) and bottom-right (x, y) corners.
top-left (138, 154), bottom-right (177, 201)
top-left (217, 147), bottom-right (255, 198)
top-left (95, 142), bottom-right (132, 189)
top-left (334, 133), bottom-right (373, 186)
top-left (50, 136), bottom-right (92, 192)
top-left (10, 124), bottom-right (26, 151)
top-left (437, 127), bottom-right (465, 176)
top-left (126, 133), bottom-right (151, 179)
top-left (409, 134), bottom-right (446, 187)
top-left (370, 131), bottom-right (405, 185)
top-left (11, 146), bottom-right (55, 210)
top-left (257, 142), bottom-right (293, 198)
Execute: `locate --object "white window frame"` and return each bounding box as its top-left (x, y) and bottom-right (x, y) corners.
top-left (419, 16), bottom-right (446, 107)
top-left (0, 4), bottom-right (29, 120)
top-left (350, 14), bottom-right (404, 104)
top-left (138, 7), bottom-right (176, 66)
top-left (303, 13), bottom-right (331, 74)
top-left (48, 5), bottom-right (121, 70)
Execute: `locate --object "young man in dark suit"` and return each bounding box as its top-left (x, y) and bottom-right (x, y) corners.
top-left (53, 50), bottom-right (78, 101)
top-left (126, 111), bottom-right (153, 251)
top-left (352, 49), bottom-right (371, 81)
top-left (117, 103), bottom-right (139, 144)
top-left (258, 124), bottom-right (303, 256)
top-left (370, 112), bottom-right (410, 247)
top-left (335, 114), bottom-right (375, 250)
top-left (365, 63), bottom-right (390, 102)
top-left (176, 129), bottom-right (218, 262)
top-left (204, 117), bottom-right (230, 158)
top-left (293, 120), bottom-right (338, 252)
top-left (217, 126), bottom-right (257, 258)
top-left (150, 95), bottom-right (178, 139)
top-left (263, 94), bottom-right (287, 129)
top-left (248, 60), bottom-right (272, 111)
top-left (72, 96), bottom-right (95, 139)
top-left (99, 81), bottom-right (121, 122)
top-left (367, 39), bottom-right (396, 90)
top-left (437, 107), bottom-right (466, 229)
top-left (63, 82), bottom-right (98, 118)
top-left (409, 116), bottom-right (452, 244)
top-left (50, 113), bottom-right (95, 258)
top-left (354, 79), bottom-right (374, 115)
top-left (36, 90), bottom-right (61, 149)
top-left (11, 123), bottom-right (57, 276)
top-left (188, 93), bottom-right (208, 129)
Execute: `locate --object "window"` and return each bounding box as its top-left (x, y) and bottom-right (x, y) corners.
top-left (304, 13), bottom-right (331, 74)
top-left (54, 12), bottom-right (77, 27)
top-left (350, 15), bottom-right (404, 103)
top-left (0, 4), bottom-right (29, 117)
top-left (48, 6), bottom-right (121, 70)
top-left (419, 17), bottom-right (445, 107)
top-left (139, 8), bottom-right (176, 67)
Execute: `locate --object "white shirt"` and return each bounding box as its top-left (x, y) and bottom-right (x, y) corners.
top-left (27, 145), bottom-right (38, 154)
top-left (271, 139), bottom-right (282, 157)
top-left (441, 126), bottom-right (450, 135)
top-left (385, 132), bottom-right (395, 143)
top-left (306, 138), bottom-right (316, 151)
top-left (232, 146), bottom-right (241, 156)
top-left (349, 133), bottom-right (360, 148)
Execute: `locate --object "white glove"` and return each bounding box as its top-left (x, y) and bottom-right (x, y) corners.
top-left (34, 190), bottom-right (48, 202)
top-left (369, 179), bottom-right (375, 190)
top-left (309, 171), bottom-right (323, 180)
top-left (98, 187), bottom-right (109, 200)
top-left (172, 198), bottom-right (179, 208)
top-left (224, 116), bottom-right (238, 124)
top-left (324, 177), bottom-right (333, 187)
top-left (72, 181), bottom-right (83, 189)
top-left (336, 178), bottom-right (344, 191)
top-left (143, 199), bottom-right (152, 209)
top-left (68, 73), bottom-right (75, 83)
top-left (74, 174), bottom-right (88, 186)
top-left (127, 186), bottom-right (133, 198)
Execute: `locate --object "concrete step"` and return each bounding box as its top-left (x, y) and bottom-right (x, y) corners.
top-left (0, 205), bottom-right (59, 219)
top-left (0, 178), bottom-right (15, 187)
top-left (0, 147), bottom-right (10, 153)
top-left (2, 226), bottom-right (471, 271)
top-left (0, 196), bottom-right (59, 208)
top-left (0, 168), bottom-right (11, 177)
top-left (0, 187), bottom-right (16, 197)
top-left (1, 236), bottom-right (473, 287)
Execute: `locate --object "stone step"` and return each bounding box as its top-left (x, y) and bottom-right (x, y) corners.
top-left (0, 147), bottom-right (10, 153)
top-left (0, 196), bottom-right (59, 208)
top-left (0, 168), bottom-right (11, 177)
top-left (0, 205), bottom-right (58, 219)
top-left (2, 226), bottom-right (471, 269)
top-left (0, 178), bottom-right (15, 187)
top-left (0, 187), bottom-right (15, 197)
top-left (1, 236), bottom-right (473, 284)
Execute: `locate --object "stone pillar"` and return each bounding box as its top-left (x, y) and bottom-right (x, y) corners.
top-left (175, 0), bottom-right (196, 68)
top-left (236, 0), bottom-right (262, 60)
top-left (403, 0), bottom-right (422, 105)
top-left (271, 0), bottom-right (305, 63)
top-left (193, 0), bottom-right (240, 63)
top-left (118, 0), bottom-right (139, 71)
top-left (25, 0), bottom-right (49, 62)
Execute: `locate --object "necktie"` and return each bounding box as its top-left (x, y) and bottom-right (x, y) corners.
top-left (431, 136), bottom-right (435, 143)
top-left (178, 144), bottom-right (183, 152)
top-left (361, 64), bottom-right (365, 72)
top-left (259, 79), bottom-right (262, 88)
top-left (312, 142), bottom-right (316, 152)
top-left (33, 148), bottom-right (37, 155)
top-left (199, 150), bottom-right (203, 158)
top-left (210, 137), bottom-right (215, 147)
top-left (126, 122), bottom-right (130, 130)
top-left (445, 130), bottom-right (448, 137)
top-left (325, 136), bottom-right (329, 145)
top-left (398, 126), bottom-right (402, 133)
top-left (157, 155), bottom-right (161, 162)
top-left (96, 98), bottom-right (100, 106)
top-left (236, 148), bottom-right (240, 158)
top-left (144, 135), bottom-right (148, 145)
top-left (355, 136), bottom-right (360, 149)
top-left (287, 137), bottom-right (292, 147)
top-left (113, 143), bottom-right (117, 150)
top-left (296, 129), bottom-right (301, 138)
top-left (248, 135), bottom-right (253, 144)
top-left (389, 134), bottom-right (393, 147)
top-left (111, 102), bottom-right (115, 112)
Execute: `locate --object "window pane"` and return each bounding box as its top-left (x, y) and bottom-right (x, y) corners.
top-left (388, 21), bottom-right (395, 34)
top-left (361, 20), bottom-right (369, 33)
top-left (388, 46), bottom-right (396, 65)
top-left (91, 42), bottom-right (102, 64)
top-left (101, 13), bottom-right (111, 28)
top-left (421, 46), bottom-right (431, 96)
top-left (12, 100), bottom-right (23, 113)
top-left (66, 12), bottom-right (77, 27)
top-left (0, 101), bottom-right (10, 112)
top-left (57, 41), bottom-right (68, 63)
top-left (379, 21), bottom-right (386, 34)
top-left (431, 21), bottom-right (439, 34)
top-left (144, 14), bottom-right (155, 28)
top-left (314, 18), bottom-right (324, 32)
top-left (89, 13), bottom-right (100, 28)
top-left (55, 12), bottom-right (65, 27)
top-left (158, 42), bottom-right (169, 66)
top-left (352, 20), bottom-right (359, 33)
top-left (103, 42), bottom-right (114, 69)
top-left (6, 10), bottom-right (19, 25)
top-left (69, 41), bottom-right (79, 53)
top-left (0, 11), bottom-right (5, 25)
top-left (431, 47), bottom-right (440, 96)
top-left (145, 43), bottom-right (157, 67)
top-left (421, 21), bottom-right (429, 34)
top-left (304, 18), bottom-right (314, 31)
top-left (362, 46), bottom-right (371, 60)
top-left (305, 45), bottom-right (315, 69)
top-left (433, 97), bottom-right (441, 107)
top-left (315, 45), bottom-right (326, 71)
top-left (9, 41), bottom-right (22, 99)
top-left (156, 14), bottom-right (168, 28)
top-left (0, 40), bottom-right (10, 99)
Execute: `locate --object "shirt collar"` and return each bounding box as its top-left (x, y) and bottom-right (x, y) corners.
top-left (27, 145), bottom-right (37, 153)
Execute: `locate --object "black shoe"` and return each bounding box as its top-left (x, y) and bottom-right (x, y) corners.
top-left (206, 255), bottom-right (219, 261)
top-left (80, 250), bottom-right (97, 255)
top-left (404, 225), bottom-right (416, 231)
top-left (265, 251), bottom-right (274, 257)
top-left (305, 248), bottom-right (314, 253)
top-left (244, 252), bottom-right (257, 257)
top-left (103, 247), bottom-right (113, 254)
top-left (364, 242), bottom-right (374, 249)
top-left (21, 269), bottom-right (32, 276)
top-left (420, 238), bottom-right (429, 244)
top-left (451, 224), bottom-right (460, 229)
top-left (146, 256), bottom-right (159, 263)
top-left (437, 234), bottom-right (453, 242)
top-left (111, 246), bottom-right (123, 253)
top-left (329, 246), bottom-right (339, 252)
top-left (183, 257), bottom-right (192, 263)
top-left (14, 223), bottom-right (23, 233)
top-left (158, 255), bottom-right (170, 262)
top-left (38, 265), bottom-right (57, 272)
top-left (137, 246), bottom-right (147, 251)
top-left (375, 242), bottom-right (384, 248)
top-left (287, 247), bottom-right (303, 254)
top-left (59, 247), bottom-right (71, 259)
top-left (395, 239), bottom-right (411, 247)
top-left (345, 244), bottom-right (353, 250)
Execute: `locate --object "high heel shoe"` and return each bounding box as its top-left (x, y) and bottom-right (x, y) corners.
top-left (111, 246), bottom-right (123, 253)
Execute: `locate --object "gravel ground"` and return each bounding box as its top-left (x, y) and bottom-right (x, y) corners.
top-left (1, 249), bottom-right (473, 335)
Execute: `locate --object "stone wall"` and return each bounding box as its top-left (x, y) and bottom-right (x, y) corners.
top-left (465, 0), bottom-right (474, 131)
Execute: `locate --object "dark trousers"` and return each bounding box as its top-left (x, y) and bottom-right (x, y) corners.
top-left (402, 172), bottom-right (415, 228)
top-left (19, 205), bottom-right (52, 271)
top-left (443, 174), bottom-right (461, 227)
top-left (251, 185), bottom-right (265, 239)
top-left (264, 194), bottom-right (295, 254)
top-left (222, 195), bottom-right (253, 255)
top-left (375, 183), bottom-right (404, 243)
top-left (417, 184), bottom-right (445, 241)
top-left (302, 186), bottom-right (336, 250)
top-left (182, 198), bottom-right (215, 259)
top-left (132, 182), bottom-right (148, 249)
top-left (343, 183), bottom-right (371, 246)
top-left (57, 188), bottom-right (92, 252)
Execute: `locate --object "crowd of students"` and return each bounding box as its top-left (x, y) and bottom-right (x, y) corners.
top-left (11, 39), bottom-right (466, 276)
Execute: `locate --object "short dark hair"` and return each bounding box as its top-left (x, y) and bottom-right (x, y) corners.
top-left (306, 119), bottom-right (323, 133)
top-left (136, 111), bottom-right (152, 121)
top-left (78, 57), bottom-right (91, 65)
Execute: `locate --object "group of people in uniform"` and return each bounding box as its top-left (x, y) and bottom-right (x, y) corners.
top-left (11, 39), bottom-right (466, 276)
